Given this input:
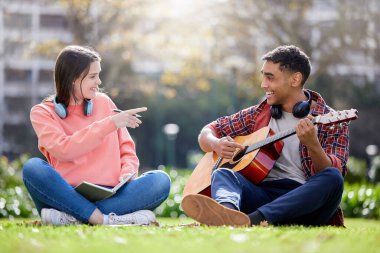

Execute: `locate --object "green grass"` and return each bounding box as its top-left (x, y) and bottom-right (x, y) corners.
top-left (1, 218), bottom-right (379, 253)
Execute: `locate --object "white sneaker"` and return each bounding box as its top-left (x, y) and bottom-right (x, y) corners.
top-left (41, 208), bottom-right (81, 225)
top-left (107, 210), bottom-right (156, 225)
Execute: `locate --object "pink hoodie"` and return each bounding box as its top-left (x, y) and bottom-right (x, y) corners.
top-left (30, 93), bottom-right (139, 187)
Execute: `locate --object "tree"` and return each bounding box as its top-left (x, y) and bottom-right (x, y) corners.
top-left (216, 0), bottom-right (380, 160)
top-left (24, 0), bottom-right (380, 167)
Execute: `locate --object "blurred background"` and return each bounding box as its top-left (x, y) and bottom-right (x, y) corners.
top-left (0, 0), bottom-right (379, 173)
top-left (1, 0), bottom-right (380, 220)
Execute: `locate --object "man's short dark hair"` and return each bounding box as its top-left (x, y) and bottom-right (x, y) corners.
top-left (262, 45), bottom-right (311, 85)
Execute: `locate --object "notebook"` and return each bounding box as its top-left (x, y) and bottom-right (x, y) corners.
top-left (74, 173), bottom-right (136, 202)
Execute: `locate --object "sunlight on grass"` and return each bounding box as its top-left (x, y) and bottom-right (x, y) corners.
top-left (0, 218), bottom-right (379, 253)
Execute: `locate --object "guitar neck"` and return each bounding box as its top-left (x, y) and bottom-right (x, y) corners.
top-left (245, 127), bottom-right (296, 154)
top-left (209, 109), bottom-right (357, 174)
top-left (246, 116), bottom-right (326, 153)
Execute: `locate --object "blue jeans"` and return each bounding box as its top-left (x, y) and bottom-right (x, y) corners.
top-left (22, 157), bottom-right (171, 223)
top-left (211, 167), bottom-right (344, 226)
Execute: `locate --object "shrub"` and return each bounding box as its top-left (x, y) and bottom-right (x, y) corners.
top-left (345, 156), bottom-right (368, 183)
top-left (153, 166), bottom-right (192, 218)
top-left (341, 183), bottom-right (380, 219)
top-left (159, 167), bottom-right (380, 220)
top-left (0, 154), bottom-right (379, 220)
top-left (0, 155), bottom-right (37, 219)
top-left (368, 155), bottom-right (380, 184)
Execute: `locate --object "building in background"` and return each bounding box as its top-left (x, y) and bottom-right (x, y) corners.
top-left (0, 0), bottom-right (72, 158)
top-left (0, 0), bottom-right (378, 161)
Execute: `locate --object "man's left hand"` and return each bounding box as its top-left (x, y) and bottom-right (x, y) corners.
top-left (295, 115), bottom-right (319, 147)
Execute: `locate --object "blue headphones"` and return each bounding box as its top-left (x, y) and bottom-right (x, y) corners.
top-left (270, 90), bottom-right (312, 119)
top-left (53, 96), bottom-right (93, 119)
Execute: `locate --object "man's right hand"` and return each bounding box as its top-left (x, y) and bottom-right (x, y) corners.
top-left (211, 136), bottom-right (244, 159)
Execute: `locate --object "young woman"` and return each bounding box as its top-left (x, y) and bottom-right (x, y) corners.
top-left (22, 45), bottom-right (171, 225)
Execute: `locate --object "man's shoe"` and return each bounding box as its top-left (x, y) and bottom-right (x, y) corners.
top-left (107, 210), bottom-right (156, 225)
top-left (181, 194), bottom-right (250, 226)
top-left (41, 208), bottom-right (81, 225)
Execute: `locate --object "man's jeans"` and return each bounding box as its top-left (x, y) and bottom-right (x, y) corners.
top-left (211, 167), bottom-right (344, 225)
top-left (22, 157), bottom-right (171, 223)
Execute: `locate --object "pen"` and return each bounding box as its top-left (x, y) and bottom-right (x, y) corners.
top-left (113, 109), bottom-right (142, 118)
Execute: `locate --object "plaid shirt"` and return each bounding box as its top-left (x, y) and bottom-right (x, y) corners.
top-left (209, 90), bottom-right (349, 226)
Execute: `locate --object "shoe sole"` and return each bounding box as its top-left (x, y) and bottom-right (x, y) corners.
top-left (181, 194), bottom-right (250, 226)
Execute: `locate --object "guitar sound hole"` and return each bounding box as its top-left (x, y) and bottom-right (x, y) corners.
top-left (232, 147), bottom-right (247, 163)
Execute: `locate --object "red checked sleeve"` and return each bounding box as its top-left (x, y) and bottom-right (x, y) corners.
top-left (211, 105), bottom-right (260, 138)
top-left (317, 123), bottom-right (349, 176)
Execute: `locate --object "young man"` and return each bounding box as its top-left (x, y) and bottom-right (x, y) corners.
top-left (182, 45), bottom-right (349, 226)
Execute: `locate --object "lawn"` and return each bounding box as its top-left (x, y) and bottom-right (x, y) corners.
top-left (1, 218), bottom-right (379, 253)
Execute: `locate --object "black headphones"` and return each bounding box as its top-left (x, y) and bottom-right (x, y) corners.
top-left (53, 96), bottom-right (93, 119)
top-left (270, 90), bottom-right (312, 119)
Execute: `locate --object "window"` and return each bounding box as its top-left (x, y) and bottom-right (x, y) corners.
top-left (40, 14), bottom-right (68, 29)
top-left (4, 39), bottom-right (29, 56)
top-left (38, 69), bottom-right (54, 83)
top-left (4, 12), bottom-right (32, 29)
top-left (5, 68), bottom-right (32, 82)
top-left (4, 96), bottom-right (31, 113)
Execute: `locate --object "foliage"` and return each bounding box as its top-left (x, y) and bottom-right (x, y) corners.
top-left (163, 167), bottom-right (380, 220)
top-left (0, 155), bottom-right (37, 219)
top-left (153, 166), bottom-right (191, 218)
top-left (0, 218), bottom-right (379, 253)
top-left (12, 0), bottom-right (380, 168)
top-left (342, 183), bottom-right (380, 219)
top-left (345, 156), bottom-right (367, 183)
top-left (112, 75), bottom-right (254, 168)
top-left (368, 155), bottom-right (380, 184)
top-left (1, 155), bottom-right (380, 221)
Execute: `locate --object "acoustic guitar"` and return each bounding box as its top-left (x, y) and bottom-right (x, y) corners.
top-left (183, 109), bottom-right (358, 197)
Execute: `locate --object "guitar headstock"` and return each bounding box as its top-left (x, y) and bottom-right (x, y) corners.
top-left (314, 109), bottom-right (358, 125)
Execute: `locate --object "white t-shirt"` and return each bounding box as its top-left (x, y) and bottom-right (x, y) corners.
top-left (263, 111), bottom-right (307, 184)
